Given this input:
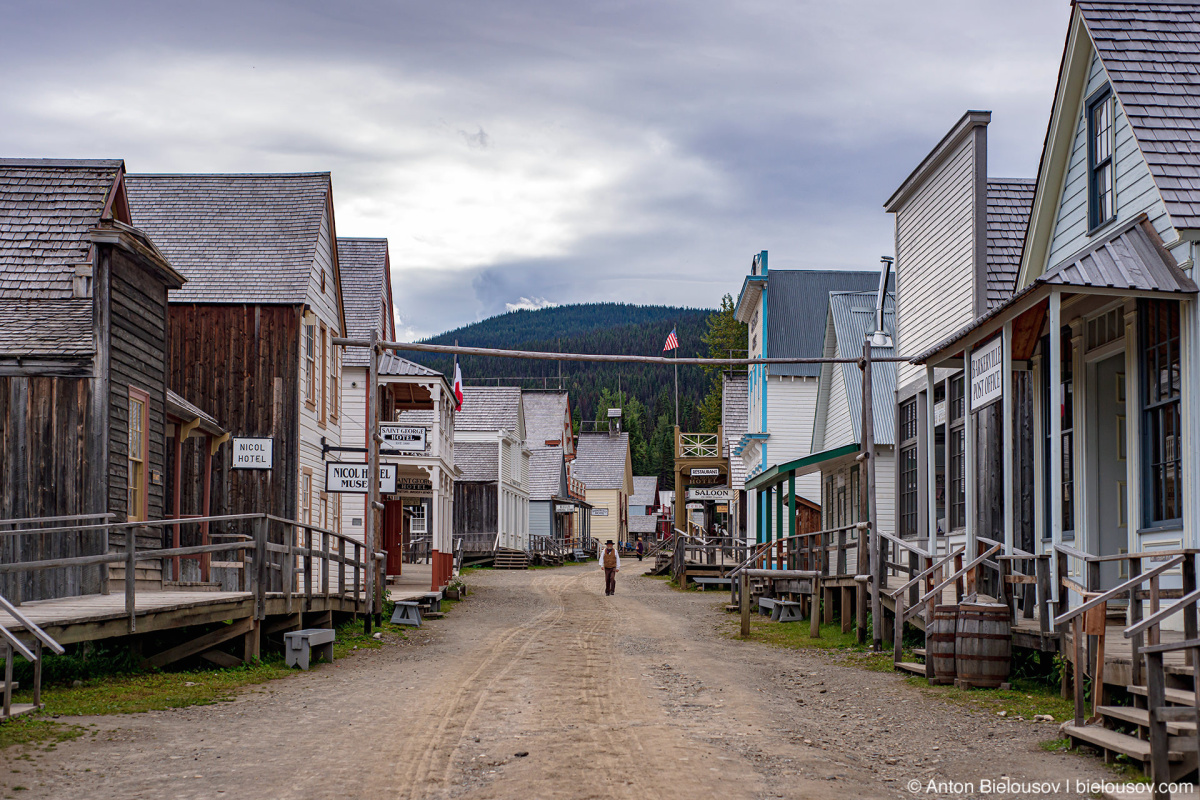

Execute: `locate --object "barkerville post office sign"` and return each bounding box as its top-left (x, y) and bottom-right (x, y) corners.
top-left (231, 438), bottom-right (273, 470)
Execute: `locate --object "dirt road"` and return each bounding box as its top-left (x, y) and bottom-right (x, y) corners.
top-left (1, 563), bottom-right (1117, 799)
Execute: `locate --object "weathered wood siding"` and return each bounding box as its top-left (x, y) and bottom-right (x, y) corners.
top-left (107, 249), bottom-right (169, 524)
top-left (1046, 51), bottom-right (1178, 272)
top-left (0, 376), bottom-right (103, 599)
top-left (454, 481), bottom-right (497, 535)
top-left (894, 134), bottom-right (978, 388)
top-left (167, 304), bottom-right (300, 521)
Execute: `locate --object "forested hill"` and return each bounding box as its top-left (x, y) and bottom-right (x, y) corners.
top-left (408, 303), bottom-right (713, 426)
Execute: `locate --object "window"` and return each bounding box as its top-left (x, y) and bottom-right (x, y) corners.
top-left (824, 475), bottom-right (835, 529)
top-left (301, 468), bottom-right (313, 525)
top-left (849, 465), bottom-right (861, 524)
top-left (898, 398), bottom-right (918, 538)
top-left (330, 345), bottom-right (340, 421)
top-left (127, 388), bottom-right (149, 522)
top-left (948, 375), bottom-right (966, 531)
top-left (1088, 88), bottom-right (1115, 230)
top-left (319, 323), bottom-right (328, 425)
top-left (304, 323), bottom-right (316, 408)
top-left (1141, 299), bottom-right (1182, 526)
top-left (1042, 329), bottom-right (1076, 538)
top-left (411, 503), bottom-right (428, 535)
top-left (319, 491), bottom-right (328, 530)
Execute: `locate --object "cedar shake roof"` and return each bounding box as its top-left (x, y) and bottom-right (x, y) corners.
top-left (522, 392), bottom-right (569, 447)
top-left (454, 441), bottom-right (498, 482)
top-left (1080, 1), bottom-right (1200, 229)
top-left (337, 238), bottom-right (393, 368)
top-left (125, 172), bottom-right (331, 304)
top-left (985, 179), bottom-right (1036, 308)
top-left (629, 515), bottom-right (658, 534)
top-left (455, 387), bottom-right (523, 432)
top-left (574, 432), bottom-right (629, 490)
top-left (0, 297), bottom-right (92, 356)
top-left (527, 448), bottom-right (565, 500)
top-left (630, 477), bottom-right (658, 508)
top-left (722, 373), bottom-right (749, 491)
top-left (0, 158), bottom-right (123, 299)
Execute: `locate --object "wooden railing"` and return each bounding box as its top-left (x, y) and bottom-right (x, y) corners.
top-left (0, 593), bottom-right (65, 720)
top-left (0, 513), bottom-right (377, 633)
top-left (529, 536), bottom-right (565, 565)
top-left (677, 432), bottom-right (720, 458)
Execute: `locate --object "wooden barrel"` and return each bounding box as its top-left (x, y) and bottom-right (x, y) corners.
top-left (928, 604), bottom-right (958, 685)
top-left (955, 602), bottom-right (1011, 688)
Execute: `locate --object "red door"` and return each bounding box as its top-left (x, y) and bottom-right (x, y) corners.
top-left (384, 500), bottom-right (405, 575)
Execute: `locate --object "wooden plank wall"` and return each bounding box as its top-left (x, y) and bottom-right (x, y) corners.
top-left (167, 304), bottom-right (300, 531)
top-left (453, 482), bottom-right (497, 535)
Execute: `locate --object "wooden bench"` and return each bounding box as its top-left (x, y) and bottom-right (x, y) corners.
top-left (391, 601), bottom-right (423, 627)
top-left (284, 628), bottom-right (335, 671)
top-left (417, 592), bottom-right (442, 613)
top-left (771, 600), bottom-right (804, 623)
top-left (757, 597), bottom-right (777, 616)
top-left (692, 576), bottom-right (732, 591)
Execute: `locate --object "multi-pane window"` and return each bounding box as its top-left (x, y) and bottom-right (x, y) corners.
top-left (899, 399), bottom-right (918, 538)
top-left (948, 375), bottom-right (966, 531)
top-left (849, 465), bottom-right (861, 524)
top-left (127, 389), bottom-right (149, 522)
top-left (1042, 329), bottom-right (1076, 537)
top-left (1141, 300), bottom-right (1182, 525)
top-left (411, 503), bottom-right (428, 535)
top-left (824, 476), bottom-right (835, 529)
top-left (301, 469), bottom-right (313, 525)
top-left (304, 323), bottom-right (316, 407)
top-left (330, 345), bottom-right (340, 421)
top-left (1088, 88), bottom-right (1115, 230)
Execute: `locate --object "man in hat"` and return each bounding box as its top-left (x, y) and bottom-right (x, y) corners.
top-left (601, 540), bottom-right (620, 596)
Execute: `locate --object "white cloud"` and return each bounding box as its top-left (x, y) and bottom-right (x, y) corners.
top-left (505, 296), bottom-right (558, 312)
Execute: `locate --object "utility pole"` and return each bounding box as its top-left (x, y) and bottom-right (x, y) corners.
top-left (862, 338), bottom-right (881, 651)
top-left (674, 331), bottom-right (679, 428)
top-left (364, 329), bottom-right (380, 634)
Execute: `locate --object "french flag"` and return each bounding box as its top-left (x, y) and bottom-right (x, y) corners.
top-left (453, 355), bottom-right (464, 411)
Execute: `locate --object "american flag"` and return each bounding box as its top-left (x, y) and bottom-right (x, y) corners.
top-left (662, 327), bottom-right (678, 352)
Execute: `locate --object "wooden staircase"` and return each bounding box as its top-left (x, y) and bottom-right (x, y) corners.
top-left (493, 548), bottom-right (529, 570)
top-left (1063, 684), bottom-right (1198, 780)
top-left (0, 593), bottom-right (65, 721)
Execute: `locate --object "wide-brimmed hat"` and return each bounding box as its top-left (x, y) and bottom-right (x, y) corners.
top-left (605, 540), bottom-right (614, 545)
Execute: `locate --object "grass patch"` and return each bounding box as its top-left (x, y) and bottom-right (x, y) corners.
top-left (1039, 738), bottom-right (1071, 752)
top-left (905, 676), bottom-right (1075, 722)
top-left (0, 718), bottom-right (84, 751)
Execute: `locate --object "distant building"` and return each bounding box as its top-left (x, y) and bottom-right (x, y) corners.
top-left (722, 373), bottom-right (748, 538)
top-left (452, 387), bottom-right (530, 552)
top-left (629, 475), bottom-right (659, 540)
top-left (522, 391), bottom-right (586, 545)
top-left (575, 426), bottom-right (633, 545)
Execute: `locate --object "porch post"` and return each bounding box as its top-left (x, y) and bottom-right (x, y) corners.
top-left (925, 365), bottom-right (938, 556)
top-left (788, 471), bottom-right (796, 542)
top-left (964, 340), bottom-right (977, 556)
top-left (1049, 289), bottom-right (1063, 561)
top-left (1003, 320), bottom-right (1015, 556)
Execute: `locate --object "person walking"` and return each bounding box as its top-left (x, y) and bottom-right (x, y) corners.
top-left (602, 540), bottom-right (620, 596)
top-left (635, 537), bottom-right (645, 562)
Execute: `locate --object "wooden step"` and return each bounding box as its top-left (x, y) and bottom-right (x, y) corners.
top-left (0, 704), bottom-right (38, 721)
top-left (912, 648), bottom-right (927, 659)
top-left (1064, 723), bottom-right (1185, 762)
top-left (894, 661), bottom-right (926, 676)
top-left (1100, 705), bottom-right (1197, 736)
top-left (1128, 684), bottom-right (1197, 707)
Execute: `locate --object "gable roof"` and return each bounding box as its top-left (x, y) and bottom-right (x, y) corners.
top-left (828, 291), bottom-right (897, 445)
top-left (377, 350), bottom-right (443, 377)
top-left (454, 441), bottom-right (498, 482)
top-left (337, 238), bottom-right (394, 368)
top-left (522, 392), bottom-right (569, 448)
top-left (0, 158), bottom-right (124, 299)
top-left (1080, 1), bottom-right (1200, 231)
top-left (574, 432), bottom-right (629, 490)
top-left (630, 476), bottom-right (658, 507)
top-left (764, 270), bottom-right (887, 377)
top-left (1039, 215), bottom-right (1198, 294)
top-left (125, 172), bottom-right (333, 305)
top-left (455, 387), bottom-right (523, 433)
top-left (986, 179), bottom-right (1036, 308)
top-left (527, 448), bottom-right (566, 500)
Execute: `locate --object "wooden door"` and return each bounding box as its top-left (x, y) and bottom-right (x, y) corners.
top-left (385, 500), bottom-right (405, 575)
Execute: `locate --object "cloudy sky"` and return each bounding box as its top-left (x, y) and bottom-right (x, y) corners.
top-left (1, 0), bottom-right (1071, 338)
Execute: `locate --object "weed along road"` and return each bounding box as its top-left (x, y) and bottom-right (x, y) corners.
top-left (2, 565), bottom-right (1118, 800)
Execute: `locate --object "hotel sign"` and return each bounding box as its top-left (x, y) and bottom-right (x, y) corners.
top-left (231, 438), bottom-right (273, 470)
top-left (379, 424), bottom-right (427, 453)
top-left (970, 335), bottom-right (1004, 412)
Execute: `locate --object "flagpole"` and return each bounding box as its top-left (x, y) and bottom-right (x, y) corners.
top-left (673, 327), bottom-right (679, 428)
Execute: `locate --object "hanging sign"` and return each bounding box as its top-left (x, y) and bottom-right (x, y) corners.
top-left (326, 462), bottom-right (397, 494)
top-left (379, 424), bottom-right (427, 453)
top-left (591, 508), bottom-right (609, 516)
top-left (689, 467), bottom-right (720, 477)
top-left (685, 503), bottom-right (704, 511)
top-left (687, 488), bottom-right (733, 501)
top-left (715, 504), bottom-right (729, 513)
top-left (555, 504), bottom-right (575, 513)
top-left (934, 401), bottom-right (946, 427)
top-left (970, 335), bottom-right (1004, 412)
top-left (231, 438), bottom-right (273, 470)
top-left (395, 477), bottom-right (433, 496)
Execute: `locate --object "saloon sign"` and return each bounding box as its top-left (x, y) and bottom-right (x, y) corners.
top-left (687, 488), bottom-right (733, 501)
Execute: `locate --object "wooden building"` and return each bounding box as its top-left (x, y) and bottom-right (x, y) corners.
top-left (0, 158), bottom-right (185, 600)
top-left (574, 426), bottom-right (633, 545)
top-left (125, 173), bottom-right (347, 533)
top-left (452, 387), bottom-right (531, 552)
top-left (522, 391), bottom-right (586, 546)
top-left (628, 476), bottom-right (659, 542)
top-left (722, 373), bottom-right (748, 539)
top-left (732, 258), bottom-right (883, 544)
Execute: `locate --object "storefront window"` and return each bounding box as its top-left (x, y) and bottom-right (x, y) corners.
top-left (899, 399), bottom-right (918, 538)
top-left (1141, 299), bottom-right (1182, 526)
top-left (948, 375), bottom-right (965, 531)
top-left (1042, 328), bottom-right (1075, 538)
